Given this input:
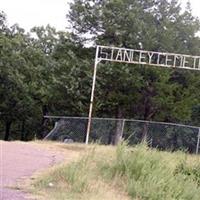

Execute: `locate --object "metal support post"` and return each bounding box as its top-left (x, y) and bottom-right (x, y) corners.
top-left (196, 128), bottom-right (200, 154)
top-left (120, 119), bottom-right (125, 141)
top-left (85, 46), bottom-right (100, 144)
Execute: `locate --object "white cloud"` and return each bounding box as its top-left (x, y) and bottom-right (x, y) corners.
top-left (181, 0), bottom-right (200, 18)
top-left (0, 0), bottom-right (72, 31)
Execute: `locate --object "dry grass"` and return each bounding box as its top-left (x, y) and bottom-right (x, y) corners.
top-left (28, 141), bottom-right (200, 200)
top-left (28, 141), bottom-right (130, 200)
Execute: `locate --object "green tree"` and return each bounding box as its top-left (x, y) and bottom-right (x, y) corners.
top-left (29, 26), bottom-right (92, 138)
top-left (0, 18), bottom-right (53, 140)
top-left (68, 0), bottom-right (200, 143)
top-left (0, 24), bottom-right (35, 140)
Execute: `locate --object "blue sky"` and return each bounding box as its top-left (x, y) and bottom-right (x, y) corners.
top-left (0, 0), bottom-right (200, 32)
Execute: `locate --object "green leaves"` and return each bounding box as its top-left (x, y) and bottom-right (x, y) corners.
top-left (68, 0), bottom-right (200, 124)
top-left (0, 0), bottom-right (200, 140)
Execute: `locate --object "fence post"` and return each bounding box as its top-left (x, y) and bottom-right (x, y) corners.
top-left (196, 128), bottom-right (200, 155)
top-left (121, 119), bottom-right (125, 142)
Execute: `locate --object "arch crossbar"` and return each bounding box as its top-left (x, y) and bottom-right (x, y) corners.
top-left (85, 45), bottom-right (200, 144)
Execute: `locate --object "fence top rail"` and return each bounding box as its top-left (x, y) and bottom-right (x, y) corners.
top-left (44, 115), bottom-right (200, 130)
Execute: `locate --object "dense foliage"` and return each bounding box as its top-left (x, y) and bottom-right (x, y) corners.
top-left (0, 0), bottom-right (200, 141)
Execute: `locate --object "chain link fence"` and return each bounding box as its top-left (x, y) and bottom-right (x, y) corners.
top-left (43, 116), bottom-right (200, 154)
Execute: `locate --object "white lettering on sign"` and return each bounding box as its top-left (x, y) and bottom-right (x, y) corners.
top-left (97, 46), bottom-right (200, 71)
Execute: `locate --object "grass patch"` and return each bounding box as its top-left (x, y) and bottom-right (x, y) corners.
top-left (175, 162), bottom-right (200, 186)
top-left (32, 142), bottom-right (200, 200)
top-left (99, 142), bottom-right (200, 199)
top-left (34, 152), bottom-right (93, 199)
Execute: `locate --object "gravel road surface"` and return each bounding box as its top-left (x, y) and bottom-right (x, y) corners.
top-left (0, 141), bottom-right (64, 200)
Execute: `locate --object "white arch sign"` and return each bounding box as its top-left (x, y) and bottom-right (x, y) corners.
top-left (85, 45), bottom-right (200, 144)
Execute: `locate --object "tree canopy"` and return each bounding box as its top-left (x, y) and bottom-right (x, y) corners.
top-left (0, 0), bottom-right (200, 142)
top-left (68, 0), bottom-right (200, 122)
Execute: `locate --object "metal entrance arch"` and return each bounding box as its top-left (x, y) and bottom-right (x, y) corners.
top-left (85, 45), bottom-right (200, 144)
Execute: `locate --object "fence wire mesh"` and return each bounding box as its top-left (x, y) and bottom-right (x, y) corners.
top-left (43, 116), bottom-right (200, 154)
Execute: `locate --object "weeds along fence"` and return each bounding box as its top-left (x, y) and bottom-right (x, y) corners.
top-left (43, 116), bottom-right (200, 154)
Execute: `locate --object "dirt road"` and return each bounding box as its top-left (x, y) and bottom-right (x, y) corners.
top-left (0, 141), bottom-right (65, 200)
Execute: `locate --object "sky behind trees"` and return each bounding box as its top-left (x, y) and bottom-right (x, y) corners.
top-left (1, 0), bottom-right (200, 32)
top-left (1, 0), bottom-right (71, 31)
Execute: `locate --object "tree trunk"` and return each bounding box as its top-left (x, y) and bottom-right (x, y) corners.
top-left (20, 120), bottom-right (26, 141)
top-left (172, 129), bottom-right (178, 151)
top-left (113, 119), bottom-right (124, 145)
top-left (108, 129), bottom-right (113, 145)
top-left (141, 84), bottom-right (156, 142)
top-left (112, 107), bottom-right (124, 145)
top-left (4, 121), bottom-right (12, 141)
top-left (142, 121), bottom-right (149, 142)
top-left (83, 119), bottom-right (88, 143)
top-left (38, 105), bottom-right (49, 139)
